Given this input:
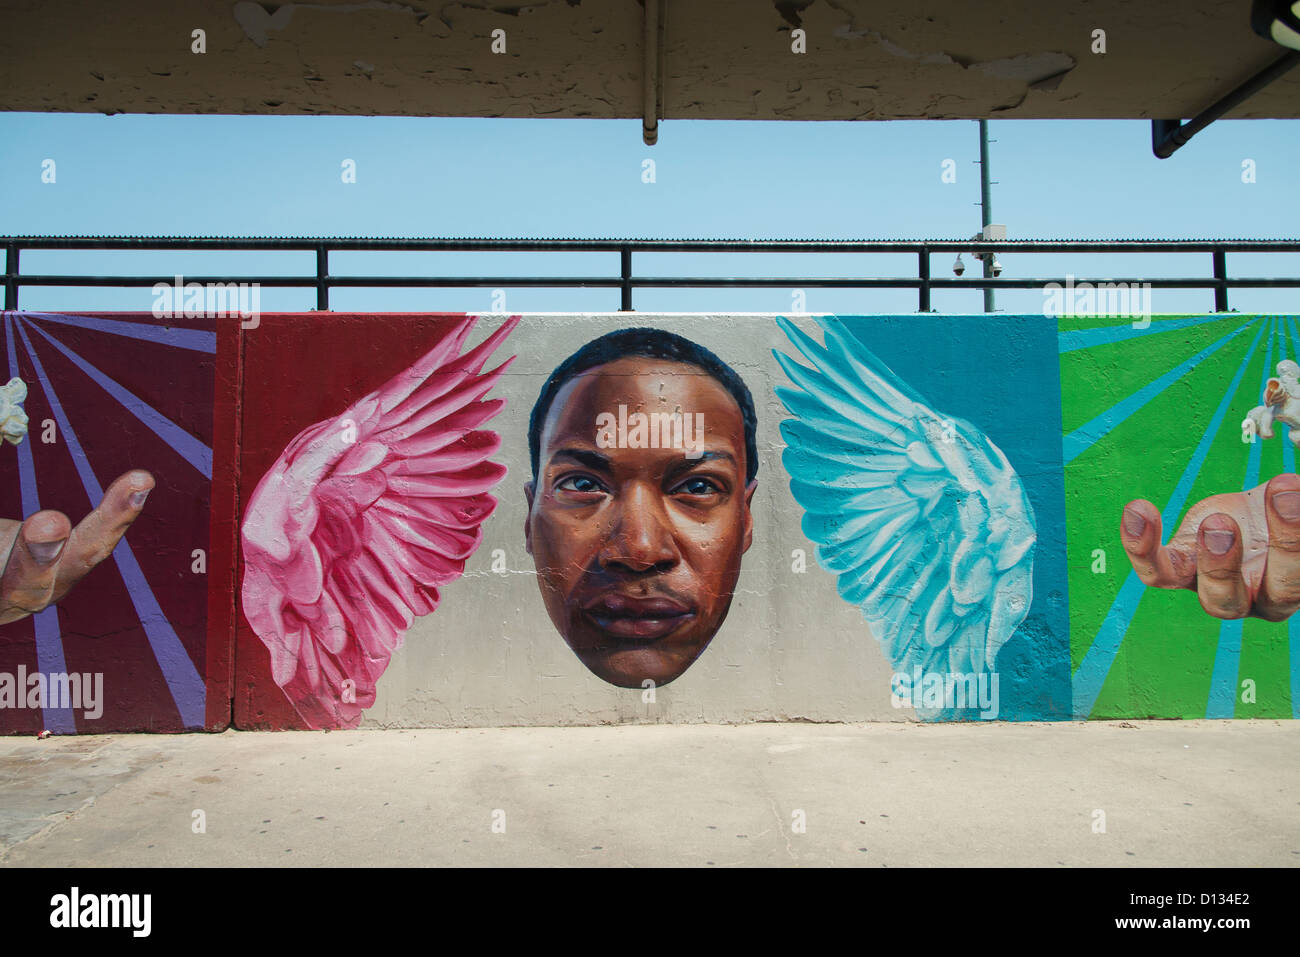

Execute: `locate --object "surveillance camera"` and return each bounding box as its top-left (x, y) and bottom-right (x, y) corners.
top-left (990, 257), bottom-right (1003, 278)
top-left (952, 254), bottom-right (965, 277)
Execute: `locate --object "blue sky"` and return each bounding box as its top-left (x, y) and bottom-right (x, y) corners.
top-left (1, 112), bottom-right (1297, 315)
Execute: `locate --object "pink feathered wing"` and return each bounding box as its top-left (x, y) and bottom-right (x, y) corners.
top-left (240, 316), bottom-right (519, 729)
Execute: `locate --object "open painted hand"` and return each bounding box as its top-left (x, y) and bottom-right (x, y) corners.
top-left (1121, 473), bottom-right (1300, 621)
top-left (0, 470), bottom-right (154, 625)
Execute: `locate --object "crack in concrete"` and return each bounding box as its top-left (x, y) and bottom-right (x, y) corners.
top-left (822, 0), bottom-right (1076, 98)
top-left (768, 793), bottom-right (796, 861)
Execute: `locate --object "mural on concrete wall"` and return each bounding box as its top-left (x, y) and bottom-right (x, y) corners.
top-left (2, 310), bottom-right (1297, 733)
top-left (786, 313), bottom-right (1072, 720)
top-left (1064, 313), bottom-right (1300, 720)
top-left (0, 311), bottom-right (223, 733)
top-left (775, 315), bottom-right (1037, 720)
top-left (239, 314), bottom-right (518, 729)
top-left (519, 316), bottom-right (1068, 720)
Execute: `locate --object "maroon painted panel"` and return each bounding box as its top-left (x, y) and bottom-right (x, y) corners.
top-left (233, 312), bottom-right (489, 729)
top-left (0, 312), bottom-right (227, 734)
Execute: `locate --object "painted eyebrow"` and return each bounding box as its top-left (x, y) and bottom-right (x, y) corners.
top-left (548, 447), bottom-right (612, 472)
top-left (664, 451), bottom-right (739, 482)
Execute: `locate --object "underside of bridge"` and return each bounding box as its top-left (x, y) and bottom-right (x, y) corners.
top-left (1, 0), bottom-right (1296, 129)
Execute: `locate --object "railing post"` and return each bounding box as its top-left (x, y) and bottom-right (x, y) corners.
top-left (4, 243), bottom-right (17, 311)
top-left (918, 247), bottom-right (930, 313)
top-left (1212, 249), bottom-right (1228, 312)
top-left (316, 244), bottom-right (329, 311)
top-left (620, 246), bottom-right (633, 312)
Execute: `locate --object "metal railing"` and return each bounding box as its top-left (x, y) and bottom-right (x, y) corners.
top-left (4, 236), bottom-right (1300, 313)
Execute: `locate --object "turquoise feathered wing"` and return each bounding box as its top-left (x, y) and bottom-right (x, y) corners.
top-left (773, 316), bottom-right (1035, 711)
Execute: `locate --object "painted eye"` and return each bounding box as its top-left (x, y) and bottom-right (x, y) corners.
top-left (674, 477), bottom-right (720, 496)
top-left (556, 474), bottom-right (605, 494)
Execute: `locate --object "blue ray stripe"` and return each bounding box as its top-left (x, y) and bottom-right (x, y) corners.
top-left (14, 321), bottom-right (205, 728)
top-left (22, 318), bottom-right (212, 479)
top-left (1058, 313), bottom-right (1236, 354)
top-left (3, 315), bottom-right (76, 734)
top-left (1063, 318), bottom-right (1260, 465)
top-left (23, 312), bottom-right (216, 354)
top-left (1206, 319), bottom-right (1276, 717)
top-left (1206, 625), bottom-right (1244, 718)
top-left (1072, 319), bottom-right (1270, 718)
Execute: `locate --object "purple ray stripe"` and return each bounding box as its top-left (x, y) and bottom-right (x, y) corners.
top-left (14, 320), bottom-right (205, 728)
top-left (23, 312), bottom-right (216, 354)
top-left (22, 318), bottom-right (213, 478)
top-left (3, 315), bottom-right (76, 734)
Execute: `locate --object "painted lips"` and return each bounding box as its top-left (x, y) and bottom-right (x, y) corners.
top-left (580, 593), bottom-right (694, 641)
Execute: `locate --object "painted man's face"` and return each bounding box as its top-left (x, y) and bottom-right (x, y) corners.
top-left (525, 356), bottom-right (756, 688)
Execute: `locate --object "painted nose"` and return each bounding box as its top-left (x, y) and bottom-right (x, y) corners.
top-left (599, 483), bottom-right (680, 573)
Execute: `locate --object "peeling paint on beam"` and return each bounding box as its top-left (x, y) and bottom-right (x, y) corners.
top-left (0, 0), bottom-right (1295, 120)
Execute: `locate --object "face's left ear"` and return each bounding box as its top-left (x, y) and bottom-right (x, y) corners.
top-left (523, 481), bottom-right (535, 555)
top-left (741, 479), bottom-right (757, 552)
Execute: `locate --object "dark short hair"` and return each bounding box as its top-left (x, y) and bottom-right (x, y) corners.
top-left (528, 327), bottom-right (758, 484)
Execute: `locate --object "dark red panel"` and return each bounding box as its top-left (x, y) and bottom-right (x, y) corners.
top-left (0, 312), bottom-right (224, 734)
top-left (233, 313), bottom-right (473, 730)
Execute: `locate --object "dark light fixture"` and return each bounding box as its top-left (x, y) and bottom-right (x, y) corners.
top-left (1152, 3), bottom-right (1300, 158)
top-left (1253, 0), bottom-right (1300, 51)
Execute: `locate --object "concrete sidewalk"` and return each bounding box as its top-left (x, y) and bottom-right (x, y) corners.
top-left (0, 721), bottom-right (1297, 867)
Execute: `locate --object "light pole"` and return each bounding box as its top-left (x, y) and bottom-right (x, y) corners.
top-left (978, 119), bottom-right (995, 313)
